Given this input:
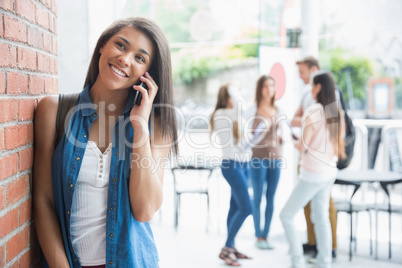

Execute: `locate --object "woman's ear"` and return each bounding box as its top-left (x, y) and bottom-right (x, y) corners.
top-left (316, 83), bottom-right (322, 93)
top-left (99, 42), bottom-right (107, 54)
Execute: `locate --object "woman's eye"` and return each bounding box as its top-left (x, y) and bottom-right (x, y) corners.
top-left (136, 55), bottom-right (145, 63)
top-left (116, 42), bottom-right (125, 50)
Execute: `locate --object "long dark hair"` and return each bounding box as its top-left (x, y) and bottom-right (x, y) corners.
top-left (255, 75), bottom-right (276, 109)
top-left (313, 72), bottom-right (346, 159)
top-left (210, 84), bottom-right (241, 144)
top-left (84, 17), bottom-right (178, 155)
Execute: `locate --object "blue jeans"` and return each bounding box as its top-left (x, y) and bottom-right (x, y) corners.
top-left (280, 178), bottom-right (335, 268)
top-left (221, 159), bottom-right (253, 248)
top-left (250, 158), bottom-right (282, 239)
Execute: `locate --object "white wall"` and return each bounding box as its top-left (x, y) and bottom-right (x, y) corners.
top-left (57, 0), bottom-right (126, 93)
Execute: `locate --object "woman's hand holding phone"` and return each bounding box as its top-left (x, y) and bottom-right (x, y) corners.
top-left (130, 72), bottom-right (158, 130)
top-left (286, 121), bottom-right (299, 140)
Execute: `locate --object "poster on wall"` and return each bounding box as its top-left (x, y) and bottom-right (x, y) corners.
top-left (258, 47), bottom-right (299, 119)
top-left (368, 77), bottom-right (394, 118)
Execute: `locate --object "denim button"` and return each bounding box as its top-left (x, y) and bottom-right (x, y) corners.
top-left (83, 134), bottom-right (87, 138)
top-left (113, 178), bottom-right (117, 182)
top-left (115, 152), bottom-right (119, 156)
top-left (69, 184), bottom-right (73, 188)
top-left (109, 261), bottom-right (113, 264)
top-left (76, 157), bottom-right (80, 161)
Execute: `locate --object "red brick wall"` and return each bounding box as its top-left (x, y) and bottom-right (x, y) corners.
top-left (0, 0), bottom-right (57, 266)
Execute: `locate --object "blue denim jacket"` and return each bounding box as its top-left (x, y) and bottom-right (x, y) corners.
top-left (43, 85), bottom-right (159, 267)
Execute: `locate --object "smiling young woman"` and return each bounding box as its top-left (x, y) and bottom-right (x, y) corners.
top-left (33, 17), bottom-right (178, 268)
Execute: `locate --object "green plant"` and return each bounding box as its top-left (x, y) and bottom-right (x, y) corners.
top-left (231, 43), bottom-right (259, 58)
top-left (320, 49), bottom-right (374, 101)
top-left (395, 77), bottom-right (402, 109)
top-left (173, 54), bottom-right (229, 85)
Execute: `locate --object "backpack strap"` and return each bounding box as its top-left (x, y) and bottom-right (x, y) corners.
top-left (55, 93), bottom-right (80, 147)
top-left (337, 86), bottom-right (349, 111)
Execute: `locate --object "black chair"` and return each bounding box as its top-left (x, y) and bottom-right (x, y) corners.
top-left (334, 180), bottom-right (373, 261)
top-left (377, 180), bottom-right (402, 259)
top-left (170, 164), bottom-right (217, 229)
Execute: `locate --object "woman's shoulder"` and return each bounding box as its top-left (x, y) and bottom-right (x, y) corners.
top-left (35, 95), bottom-right (59, 130)
top-left (302, 103), bottom-right (325, 126)
top-left (37, 95), bottom-right (59, 113)
top-left (213, 108), bottom-right (234, 117)
top-left (304, 103), bottom-right (324, 114)
top-left (34, 95), bottom-right (59, 149)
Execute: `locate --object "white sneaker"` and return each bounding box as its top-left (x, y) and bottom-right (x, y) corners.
top-left (265, 240), bottom-right (275, 249)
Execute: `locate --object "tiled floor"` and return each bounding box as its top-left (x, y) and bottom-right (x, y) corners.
top-left (151, 170), bottom-right (402, 268)
top-left (152, 224), bottom-right (402, 268)
top-left (151, 132), bottom-right (402, 267)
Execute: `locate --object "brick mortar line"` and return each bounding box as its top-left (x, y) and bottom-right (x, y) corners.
top-left (0, 142), bottom-right (33, 153)
top-left (0, 38), bottom-right (58, 58)
top-left (0, 193), bottom-right (31, 222)
top-left (31, 0), bottom-right (57, 17)
top-left (0, 142), bottom-right (34, 159)
top-left (5, 241), bottom-right (40, 268)
top-left (0, 9), bottom-right (57, 38)
top-left (0, 120), bottom-right (33, 128)
top-left (0, 66), bottom-right (58, 77)
top-left (0, 92), bottom-right (58, 98)
top-left (0, 96), bottom-right (55, 103)
top-left (0, 213), bottom-right (32, 245)
top-left (0, 95), bottom-right (46, 100)
top-left (0, 167), bottom-right (32, 187)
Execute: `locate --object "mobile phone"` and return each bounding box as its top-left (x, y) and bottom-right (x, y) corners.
top-left (134, 81), bottom-right (148, 106)
top-left (286, 121), bottom-right (299, 140)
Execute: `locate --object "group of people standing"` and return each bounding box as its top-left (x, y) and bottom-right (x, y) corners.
top-left (211, 57), bottom-right (345, 268)
top-left (32, 14), bottom-right (345, 268)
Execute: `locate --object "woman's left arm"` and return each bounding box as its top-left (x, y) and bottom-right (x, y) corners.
top-left (128, 73), bottom-right (172, 222)
top-left (129, 116), bottom-right (171, 222)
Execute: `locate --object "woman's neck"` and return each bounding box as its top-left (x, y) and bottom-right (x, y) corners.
top-left (257, 100), bottom-right (276, 116)
top-left (90, 83), bottom-right (129, 116)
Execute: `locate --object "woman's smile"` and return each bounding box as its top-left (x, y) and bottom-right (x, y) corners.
top-left (109, 63), bottom-right (128, 78)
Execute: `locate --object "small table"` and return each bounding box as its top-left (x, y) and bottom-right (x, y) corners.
top-left (170, 164), bottom-right (219, 229)
top-left (335, 170), bottom-right (402, 259)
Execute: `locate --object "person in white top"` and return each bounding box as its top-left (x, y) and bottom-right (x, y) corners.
top-left (280, 72), bottom-right (346, 268)
top-left (290, 57), bottom-right (339, 258)
top-left (210, 84), bottom-right (253, 266)
top-left (291, 56), bottom-right (320, 128)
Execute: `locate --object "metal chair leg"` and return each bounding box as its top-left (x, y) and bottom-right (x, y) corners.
top-left (388, 210), bottom-right (392, 259)
top-left (354, 213), bottom-right (358, 252)
top-left (349, 212), bottom-right (353, 261)
top-left (369, 210), bottom-right (373, 256)
top-left (206, 193), bottom-right (210, 232)
top-left (174, 193), bottom-right (180, 228)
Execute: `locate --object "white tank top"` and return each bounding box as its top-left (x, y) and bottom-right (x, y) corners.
top-left (70, 141), bottom-right (112, 265)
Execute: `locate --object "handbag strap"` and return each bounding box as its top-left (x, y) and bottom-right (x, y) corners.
top-left (55, 93), bottom-right (80, 147)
